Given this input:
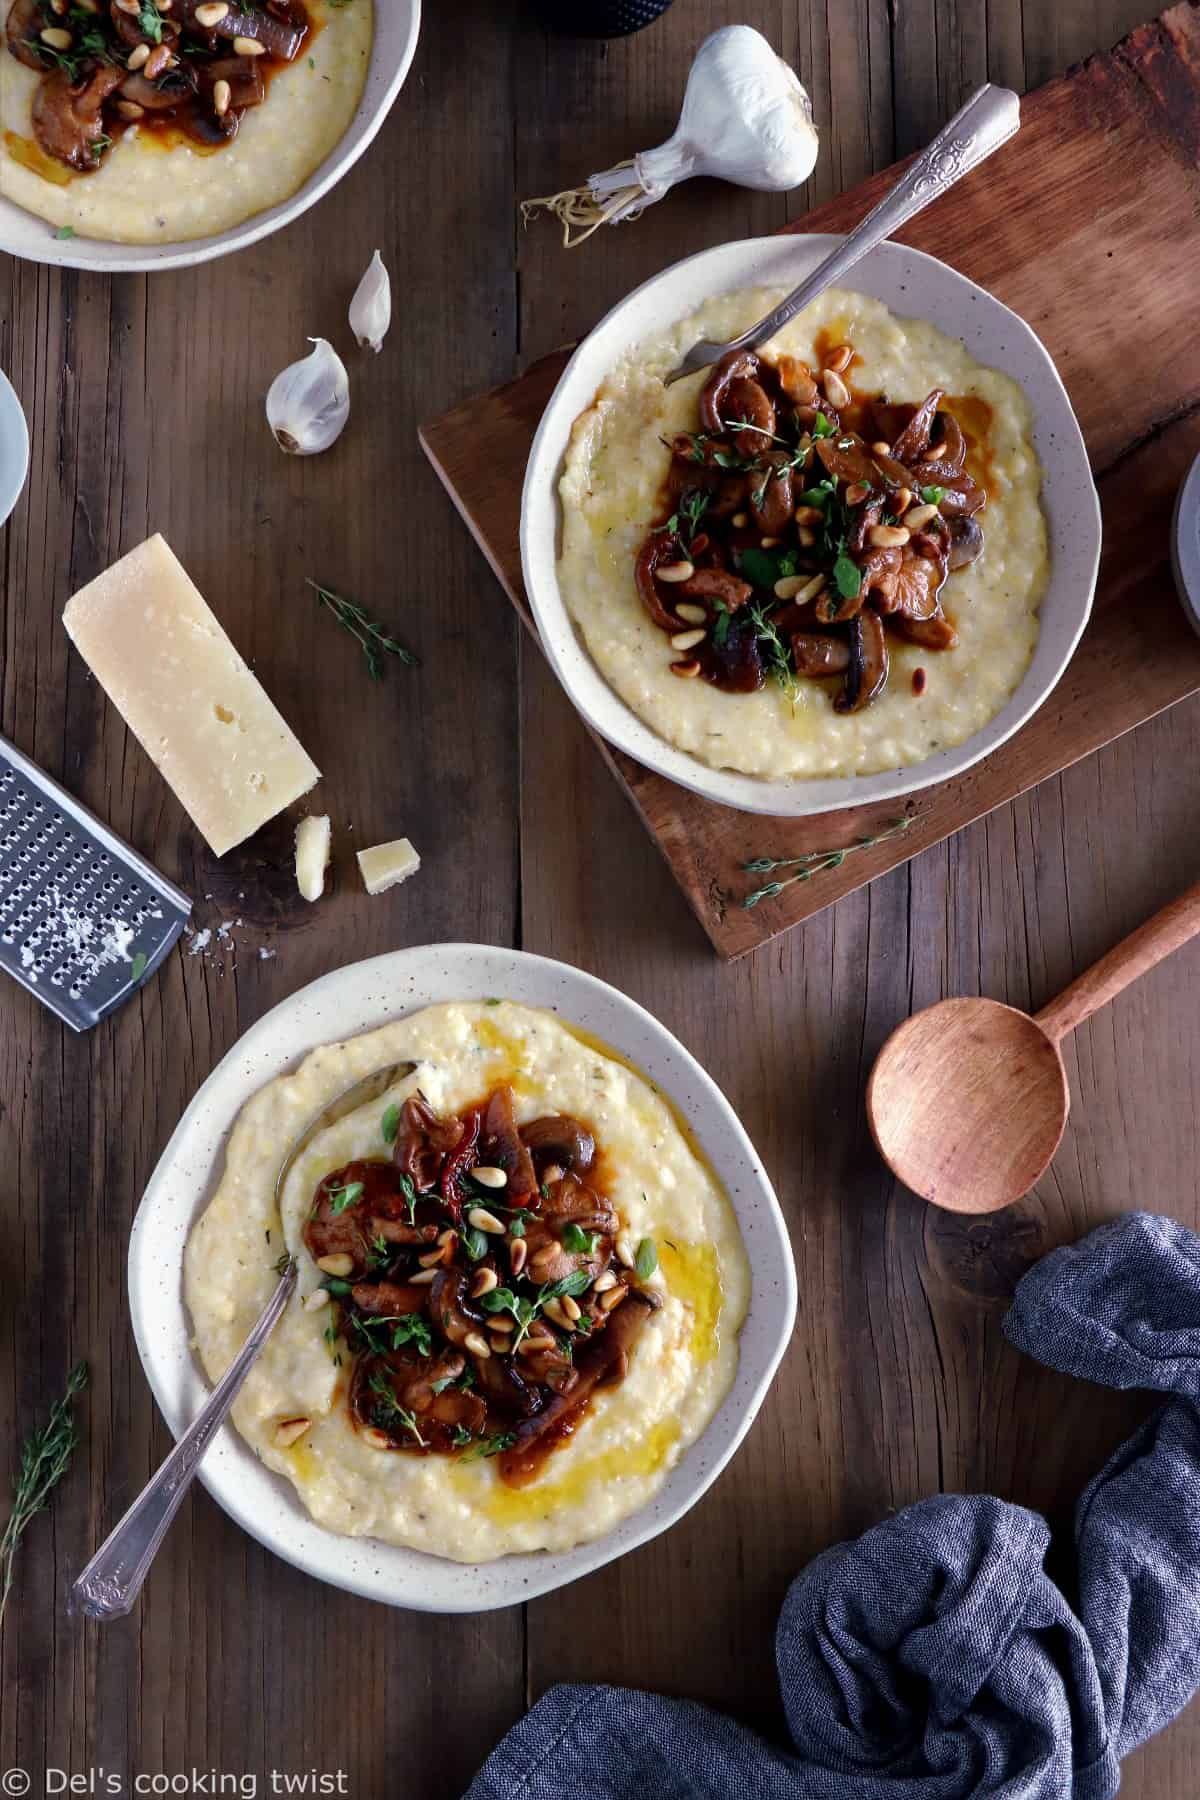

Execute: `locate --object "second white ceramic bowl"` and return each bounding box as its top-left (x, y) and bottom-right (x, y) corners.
top-left (521, 235), bottom-right (1101, 818)
top-left (0, 0), bottom-right (420, 273)
top-left (128, 944), bottom-right (796, 1612)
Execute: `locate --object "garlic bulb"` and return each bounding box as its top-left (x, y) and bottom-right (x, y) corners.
top-left (349, 249), bottom-right (391, 353)
top-left (522, 26), bottom-right (818, 247)
top-left (266, 337), bottom-right (350, 455)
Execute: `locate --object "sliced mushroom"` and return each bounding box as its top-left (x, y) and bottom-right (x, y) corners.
top-left (891, 610), bottom-right (960, 651)
top-left (32, 65), bottom-right (124, 171)
top-left (519, 1115), bottom-right (597, 1177)
top-left (395, 1349), bottom-right (465, 1414)
top-left (719, 375), bottom-right (776, 460)
top-left (520, 1172), bottom-right (615, 1287)
top-left (932, 410), bottom-right (967, 477)
top-left (910, 467), bottom-right (986, 517)
top-left (349, 1281), bottom-right (430, 1318)
top-left (748, 454), bottom-right (795, 535)
top-left (675, 566), bottom-right (752, 612)
top-left (213, 4), bottom-right (305, 59)
top-left (117, 67), bottom-right (198, 112)
top-left (891, 389), bottom-right (945, 465)
top-left (635, 531), bottom-right (695, 633)
top-left (393, 1094), bottom-right (465, 1192)
top-left (478, 1085), bottom-right (538, 1202)
top-left (429, 1267), bottom-right (486, 1350)
top-left (881, 552), bottom-right (944, 622)
top-left (791, 632), bottom-right (850, 677)
top-left (6, 0), bottom-right (49, 69)
top-left (835, 609), bottom-right (889, 713)
top-left (770, 354), bottom-right (822, 409)
top-left (702, 608), bottom-right (766, 693)
top-left (699, 348), bottom-right (761, 436)
top-left (946, 514), bottom-right (984, 570)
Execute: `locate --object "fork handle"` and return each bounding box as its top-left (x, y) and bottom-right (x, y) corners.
top-left (731, 84), bottom-right (1020, 358)
top-left (69, 1267), bottom-right (295, 1620)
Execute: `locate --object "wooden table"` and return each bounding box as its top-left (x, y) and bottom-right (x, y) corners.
top-left (2, 2), bottom-right (1197, 1795)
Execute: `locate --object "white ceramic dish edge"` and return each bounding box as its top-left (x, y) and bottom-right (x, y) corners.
top-left (128, 943), bottom-right (796, 1612)
top-left (520, 234), bottom-right (1101, 819)
top-left (0, 0), bottom-right (420, 273)
top-left (0, 369), bottom-right (30, 529)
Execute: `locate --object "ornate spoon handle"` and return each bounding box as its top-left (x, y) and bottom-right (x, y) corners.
top-left (667, 84), bottom-right (1020, 382)
top-left (70, 1264), bottom-right (296, 1620)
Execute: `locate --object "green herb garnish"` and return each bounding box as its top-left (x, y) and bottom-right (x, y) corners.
top-left (920, 485), bottom-right (946, 506)
top-left (635, 1237), bottom-right (658, 1281)
top-left (381, 1103), bottom-right (401, 1144)
top-left (307, 579), bottom-right (419, 682)
top-left (1, 1362), bottom-right (88, 1626)
top-left (742, 815), bottom-right (916, 907)
top-left (129, 950), bottom-right (148, 982)
top-left (327, 1180), bottom-right (364, 1216)
top-left (562, 1223), bottom-right (599, 1256)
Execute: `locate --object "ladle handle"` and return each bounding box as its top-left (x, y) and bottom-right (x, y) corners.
top-left (1035, 880), bottom-right (1200, 1045)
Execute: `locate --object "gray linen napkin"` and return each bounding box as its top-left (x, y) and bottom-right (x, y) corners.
top-left (466, 1211), bottom-right (1200, 1800)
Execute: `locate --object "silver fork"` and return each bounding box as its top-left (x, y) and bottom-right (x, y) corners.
top-left (70, 1058), bottom-right (417, 1620)
top-left (664, 83), bottom-right (1021, 387)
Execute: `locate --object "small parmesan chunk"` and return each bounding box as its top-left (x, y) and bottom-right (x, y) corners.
top-left (63, 535), bottom-right (320, 857)
top-left (294, 814), bottom-right (331, 903)
top-left (356, 838), bottom-right (421, 896)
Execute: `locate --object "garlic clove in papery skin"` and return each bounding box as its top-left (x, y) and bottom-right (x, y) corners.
top-left (349, 249), bottom-right (392, 354)
top-left (521, 25), bottom-right (818, 246)
top-left (266, 337), bottom-right (350, 456)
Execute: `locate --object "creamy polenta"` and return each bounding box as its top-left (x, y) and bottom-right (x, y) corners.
top-left (558, 286), bottom-right (1049, 780)
top-left (0, 0), bottom-right (371, 244)
top-left (184, 1001), bottom-right (750, 1562)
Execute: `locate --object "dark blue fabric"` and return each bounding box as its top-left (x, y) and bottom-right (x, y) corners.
top-left (465, 1212), bottom-right (1200, 1800)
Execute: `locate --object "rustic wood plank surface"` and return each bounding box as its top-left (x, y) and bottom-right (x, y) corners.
top-left (2, 2), bottom-right (1197, 1798)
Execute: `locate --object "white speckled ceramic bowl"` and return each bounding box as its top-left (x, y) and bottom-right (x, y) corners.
top-left (129, 944), bottom-right (795, 1612)
top-left (0, 0), bottom-right (420, 273)
top-left (0, 370), bottom-right (29, 530)
top-left (521, 234), bottom-right (1101, 817)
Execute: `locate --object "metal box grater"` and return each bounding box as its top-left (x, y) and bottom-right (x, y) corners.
top-left (0, 734), bottom-right (192, 1031)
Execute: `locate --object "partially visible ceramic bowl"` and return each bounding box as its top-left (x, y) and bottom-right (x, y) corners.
top-left (0, 0), bottom-right (420, 274)
top-left (0, 370), bottom-right (29, 529)
top-left (521, 235), bottom-right (1101, 818)
top-left (128, 944), bottom-right (795, 1612)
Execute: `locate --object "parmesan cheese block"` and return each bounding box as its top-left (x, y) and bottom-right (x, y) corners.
top-left (356, 837), bottom-right (420, 894)
top-left (63, 535), bottom-right (320, 856)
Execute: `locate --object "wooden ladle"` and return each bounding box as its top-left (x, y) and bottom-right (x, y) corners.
top-left (867, 880), bottom-right (1200, 1213)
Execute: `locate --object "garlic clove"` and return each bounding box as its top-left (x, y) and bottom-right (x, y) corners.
top-left (266, 337), bottom-right (350, 456)
top-left (348, 248), bottom-right (391, 354)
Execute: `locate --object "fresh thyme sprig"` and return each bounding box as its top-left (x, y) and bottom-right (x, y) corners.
top-left (742, 815), bottom-right (916, 908)
top-left (0, 1362), bottom-right (89, 1625)
top-left (307, 579), bottom-right (419, 681)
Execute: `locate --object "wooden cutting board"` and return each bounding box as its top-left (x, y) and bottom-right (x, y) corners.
top-left (421, 1), bottom-right (1200, 960)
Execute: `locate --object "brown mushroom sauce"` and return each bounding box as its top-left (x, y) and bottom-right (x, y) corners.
top-left (5, 0), bottom-right (310, 174)
top-left (636, 332), bottom-right (991, 714)
top-left (301, 1083), bottom-right (660, 1490)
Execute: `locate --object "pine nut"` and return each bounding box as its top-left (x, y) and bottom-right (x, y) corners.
top-left (760, 536), bottom-right (781, 549)
top-left (867, 524), bottom-right (911, 548)
top-left (194, 0), bottom-right (230, 21)
top-left (303, 1288), bottom-right (330, 1312)
top-left (487, 1312), bottom-right (515, 1333)
top-left (488, 1333), bottom-right (511, 1354)
top-left (471, 1267), bottom-right (499, 1298)
top-left (669, 628), bottom-right (706, 652)
top-left (822, 368), bottom-right (851, 409)
top-left (436, 1227), bottom-right (457, 1247)
top-left (522, 1330), bottom-right (556, 1354)
top-left (871, 440), bottom-right (892, 457)
top-left (673, 603), bottom-right (707, 626)
top-left (793, 505), bottom-right (823, 526)
top-left (844, 482), bottom-right (871, 506)
top-left (115, 100), bottom-right (144, 120)
top-left (49, 0), bottom-right (66, 13)
top-left (233, 34), bottom-right (265, 54)
top-left (903, 503), bottom-right (938, 529)
top-left (561, 1295), bottom-right (581, 1321)
top-left (795, 527), bottom-right (816, 548)
top-left (418, 1245), bottom-right (449, 1268)
top-left (893, 487), bottom-right (913, 516)
top-left (924, 441), bottom-right (947, 460)
top-left (407, 1268), bottom-right (437, 1285)
top-left (212, 78), bottom-right (232, 116)
top-left (775, 572), bottom-right (826, 604)
top-left (655, 560), bottom-right (694, 584)
top-left (464, 1331), bottom-right (492, 1359)
top-left (592, 1270), bottom-right (618, 1293)
top-left (825, 344), bottom-right (853, 374)
top-left (316, 1253), bottom-right (353, 1277)
top-left (509, 1238), bottom-right (528, 1276)
top-left (114, 0), bottom-right (139, 12)
top-left (467, 1206), bottom-right (505, 1235)
top-left (670, 659), bottom-right (701, 678)
top-left (528, 1244), bottom-right (559, 1278)
top-left (615, 1234), bottom-right (635, 1269)
top-left (543, 1298), bottom-right (575, 1332)
top-left (127, 41), bottom-right (151, 68)
top-left (363, 1428), bottom-right (392, 1450)
top-left (273, 1417), bottom-right (311, 1449)
top-left (74, 0), bottom-right (100, 10)
top-left (143, 43), bottom-right (171, 76)
top-left (40, 25), bottom-right (72, 47)
top-left (730, 512), bottom-right (749, 529)
top-left (599, 1285), bottom-right (627, 1313)
top-left (470, 1165), bottom-right (508, 1189)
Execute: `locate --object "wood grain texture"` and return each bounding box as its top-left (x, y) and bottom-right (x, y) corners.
top-left (425, 0), bottom-right (1200, 958)
top-left (2, 2), bottom-right (1198, 1799)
